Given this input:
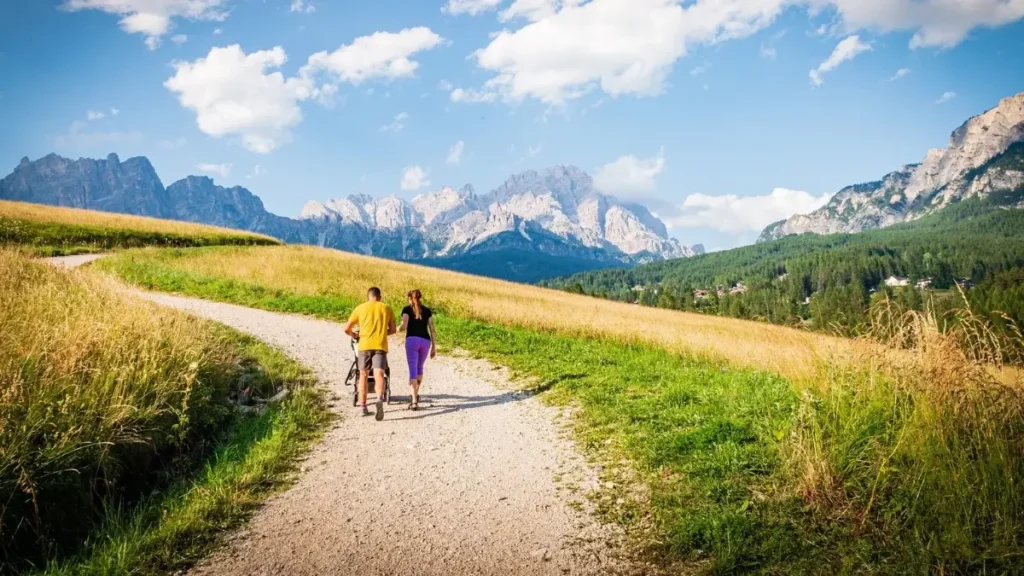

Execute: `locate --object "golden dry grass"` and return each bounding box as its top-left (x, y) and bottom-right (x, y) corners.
top-left (0, 248), bottom-right (240, 564)
top-left (134, 245), bottom-right (851, 380)
top-left (0, 199), bottom-right (279, 248)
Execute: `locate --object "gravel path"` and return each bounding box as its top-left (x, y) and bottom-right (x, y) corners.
top-left (47, 255), bottom-right (631, 576)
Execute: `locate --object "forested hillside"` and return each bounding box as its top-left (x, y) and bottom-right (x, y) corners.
top-left (544, 191), bottom-right (1024, 334)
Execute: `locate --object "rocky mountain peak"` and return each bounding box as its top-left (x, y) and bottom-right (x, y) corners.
top-left (760, 90), bottom-right (1024, 242)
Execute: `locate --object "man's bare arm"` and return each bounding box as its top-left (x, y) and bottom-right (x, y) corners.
top-left (387, 313), bottom-right (398, 336)
top-left (343, 319), bottom-right (358, 339)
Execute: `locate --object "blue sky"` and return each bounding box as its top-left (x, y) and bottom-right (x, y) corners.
top-left (2, 0), bottom-right (1023, 251)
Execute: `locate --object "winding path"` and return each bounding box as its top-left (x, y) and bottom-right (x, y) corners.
top-left (49, 255), bottom-right (630, 576)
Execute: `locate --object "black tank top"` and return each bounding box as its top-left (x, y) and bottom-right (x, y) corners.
top-left (402, 305), bottom-right (432, 340)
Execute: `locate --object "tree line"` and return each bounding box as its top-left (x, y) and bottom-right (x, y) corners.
top-left (542, 196), bottom-right (1024, 336)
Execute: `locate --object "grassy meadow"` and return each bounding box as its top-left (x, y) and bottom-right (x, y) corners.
top-left (97, 245), bottom-right (1024, 573)
top-left (0, 249), bottom-right (329, 574)
top-left (0, 200), bottom-right (279, 255)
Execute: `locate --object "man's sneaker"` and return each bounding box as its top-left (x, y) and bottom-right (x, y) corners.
top-left (375, 398), bottom-right (385, 421)
top-left (362, 406), bottom-right (371, 417)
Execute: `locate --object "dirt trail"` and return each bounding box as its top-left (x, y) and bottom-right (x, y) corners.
top-left (48, 255), bottom-right (631, 576)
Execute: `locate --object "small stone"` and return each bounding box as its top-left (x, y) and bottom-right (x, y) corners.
top-left (269, 388), bottom-right (291, 404)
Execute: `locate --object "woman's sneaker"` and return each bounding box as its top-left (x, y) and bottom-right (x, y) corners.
top-left (362, 405), bottom-right (371, 417)
top-left (375, 398), bottom-right (385, 421)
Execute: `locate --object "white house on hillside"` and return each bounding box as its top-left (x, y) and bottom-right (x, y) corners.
top-left (885, 276), bottom-right (910, 287)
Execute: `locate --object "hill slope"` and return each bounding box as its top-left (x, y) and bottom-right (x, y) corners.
top-left (546, 192), bottom-right (1024, 331)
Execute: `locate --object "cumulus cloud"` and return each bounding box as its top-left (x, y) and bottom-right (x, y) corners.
top-left (936, 91), bottom-right (956, 104)
top-left (86, 110), bottom-right (105, 120)
top-left (61, 0), bottom-right (228, 49)
top-left (447, 140), bottom-right (465, 165)
top-left (165, 45), bottom-right (318, 154)
top-left (380, 112), bottom-right (409, 133)
top-left (593, 148), bottom-right (665, 199)
top-left (54, 120), bottom-right (142, 149)
top-left (401, 166), bottom-right (430, 191)
top-left (889, 67), bottom-right (911, 81)
top-left (809, 35), bottom-right (872, 86)
top-left (196, 162), bottom-right (232, 177)
top-left (454, 0), bottom-right (1023, 104)
top-left (171, 33), bottom-right (188, 45)
top-left (303, 27), bottom-right (445, 85)
top-left (290, 0), bottom-right (315, 13)
top-left (443, 0), bottom-right (502, 16)
top-left (823, 0), bottom-right (1024, 49)
top-left (666, 188), bottom-right (832, 232)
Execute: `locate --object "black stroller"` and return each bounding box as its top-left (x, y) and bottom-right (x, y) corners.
top-left (344, 335), bottom-right (391, 406)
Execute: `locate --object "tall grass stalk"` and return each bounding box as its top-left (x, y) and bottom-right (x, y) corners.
top-left (787, 295), bottom-right (1024, 571)
top-left (0, 249), bottom-right (324, 572)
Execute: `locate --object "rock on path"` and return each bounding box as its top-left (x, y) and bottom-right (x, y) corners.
top-left (47, 255), bottom-right (630, 576)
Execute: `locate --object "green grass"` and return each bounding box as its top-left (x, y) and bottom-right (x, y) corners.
top-left (95, 251), bottom-right (825, 572)
top-left (95, 250), bottom-right (1024, 574)
top-left (0, 217), bottom-right (279, 256)
top-left (36, 334), bottom-right (331, 576)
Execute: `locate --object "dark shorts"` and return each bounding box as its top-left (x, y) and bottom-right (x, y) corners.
top-left (358, 350), bottom-right (388, 371)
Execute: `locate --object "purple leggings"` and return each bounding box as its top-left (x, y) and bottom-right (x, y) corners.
top-left (405, 336), bottom-right (431, 380)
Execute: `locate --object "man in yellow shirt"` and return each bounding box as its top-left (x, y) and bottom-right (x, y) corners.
top-left (343, 287), bottom-right (397, 421)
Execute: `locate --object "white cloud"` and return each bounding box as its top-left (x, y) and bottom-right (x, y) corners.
top-left (447, 140), bottom-right (465, 165)
top-left (889, 67), bottom-right (911, 81)
top-left (213, 27), bottom-right (222, 34)
top-left (290, 0), bottom-right (315, 13)
top-left (593, 148), bottom-right (665, 199)
top-left (464, 0), bottom-right (791, 104)
top-left (380, 112), bottom-right (409, 133)
top-left (61, 0), bottom-right (228, 49)
top-left (457, 0), bottom-right (1024, 105)
top-left (936, 91), bottom-right (956, 104)
top-left (165, 45), bottom-right (318, 154)
top-left (809, 35), bottom-right (872, 87)
top-left (437, 79), bottom-right (454, 91)
top-left (54, 120), bottom-right (142, 148)
top-left (303, 27), bottom-right (445, 85)
top-left (196, 162), bottom-right (232, 177)
top-left (171, 33), bottom-right (188, 45)
top-left (450, 87), bottom-right (498, 103)
top-left (247, 164), bottom-right (264, 178)
top-left (760, 44), bottom-right (777, 59)
top-left (443, 0), bottom-right (502, 16)
top-left (110, 107), bottom-right (120, 116)
top-left (690, 61), bottom-right (711, 76)
top-left (666, 188), bottom-right (832, 232)
top-left (401, 165), bottom-right (430, 191)
top-left (499, 0), bottom-right (562, 22)
top-left (823, 0), bottom-right (1024, 49)
top-left (86, 110), bottom-right (105, 120)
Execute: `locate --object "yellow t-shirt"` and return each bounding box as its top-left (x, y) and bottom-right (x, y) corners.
top-left (348, 301), bottom-right (394, 352)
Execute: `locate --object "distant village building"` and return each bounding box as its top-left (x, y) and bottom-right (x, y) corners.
top-left (631, 285), bottom-right (646, 292)
top-left (885, 275), bottom-right (910, 287)
top-left (956, 278), bottom-right (976, 290)
top-left (915, 278), bottom-right (933, 291)
top-left (730, 282), bottom-right (747, 295)
top-left (777, 273), bottom-right (788, 281)
top-left (694, 289), bottom-right (711, 300)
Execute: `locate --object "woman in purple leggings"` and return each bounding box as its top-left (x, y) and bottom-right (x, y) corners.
top-left (398, 289), bottom-right (436, 410)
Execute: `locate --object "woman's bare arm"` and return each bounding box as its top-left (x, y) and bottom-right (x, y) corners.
top-left (428, 316), bottom-right (438, 358)
top-left (398, 313), bottom-right (410, 332)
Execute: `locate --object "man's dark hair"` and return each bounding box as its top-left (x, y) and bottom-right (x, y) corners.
top-left (367, 286), bottom-right (382, 300)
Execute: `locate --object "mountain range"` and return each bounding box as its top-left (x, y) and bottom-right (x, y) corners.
top-left (759, 91), bottom-right (1024, 242)
top-left (0, 156), bottom-right (697, 282)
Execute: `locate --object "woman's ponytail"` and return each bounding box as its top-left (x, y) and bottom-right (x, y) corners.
top-left (408, 289), bottom-right (423, 320)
